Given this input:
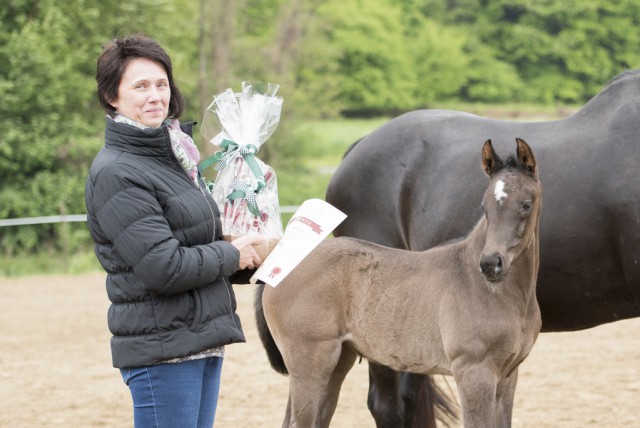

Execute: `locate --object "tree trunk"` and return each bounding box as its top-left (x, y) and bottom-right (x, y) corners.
top-left (198, 0), bottom-right (236, 154)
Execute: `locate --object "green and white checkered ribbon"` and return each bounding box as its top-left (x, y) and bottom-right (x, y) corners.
top-left (227, 182), bottom-right (261, 217)
top-left (199, 138), bottom-right (266, 217)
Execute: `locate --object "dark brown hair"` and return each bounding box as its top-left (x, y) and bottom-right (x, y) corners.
top-left (95, 34), bottom-right (184, 119)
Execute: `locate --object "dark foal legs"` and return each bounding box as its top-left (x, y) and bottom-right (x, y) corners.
top-left (400, 372), bottom-right (439, 428)
top-left (367, 363), bottom-right (405, 427)
top-left (367, 363), bottom-right (458, 428)
top-left (367, 363), bottom-right (441, 428)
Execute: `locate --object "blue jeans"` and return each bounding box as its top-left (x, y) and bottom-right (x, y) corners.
top-left (120, 357), bottom-right (223, 428)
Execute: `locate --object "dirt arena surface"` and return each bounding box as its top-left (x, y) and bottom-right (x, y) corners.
top-left (1, 272), bottom-right (638, 427)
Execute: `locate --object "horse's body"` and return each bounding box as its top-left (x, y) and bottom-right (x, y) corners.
top-left (323, 70), bottom-right (640, 426)
top-left (261, 140), bottom-right (543, 428)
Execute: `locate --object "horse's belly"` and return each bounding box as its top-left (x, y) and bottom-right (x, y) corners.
top-left (366, 353), bottom-right (451, 376)
top-left (350, 333), bottom-right (451, 376)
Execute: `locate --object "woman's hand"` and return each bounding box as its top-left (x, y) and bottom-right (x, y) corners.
top-left (230, 235), bottom-right (265, 270)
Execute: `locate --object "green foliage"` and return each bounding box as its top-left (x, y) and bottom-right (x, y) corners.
top-left (422, 0), bottom-right (640, 103)
top-left (311, 0), bottom-right (416, 115)
top-left (0, 1), bottom-right (99, 253)
top-left (461, 42), bottom-right (524, 102)
top-left (410, 19), bottom-right (470, 105)
top-left (285, 13), bottom-right (344, 119)
top-left (2, 0), bottom-right (640, 270)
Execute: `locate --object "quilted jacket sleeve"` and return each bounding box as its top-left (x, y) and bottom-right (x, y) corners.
top-left (89, 163), bottom-right (240, 295)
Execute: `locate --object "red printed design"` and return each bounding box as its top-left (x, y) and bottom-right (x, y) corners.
top-left (290, 216), bottom-right (323, 235)
top-left (269, 267), bottom-right (282, 278)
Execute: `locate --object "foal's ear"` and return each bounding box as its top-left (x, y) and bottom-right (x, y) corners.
top-left (481, 139), bottom-right (502, 177)
top-left (515, 138), bottom-right (538, 180)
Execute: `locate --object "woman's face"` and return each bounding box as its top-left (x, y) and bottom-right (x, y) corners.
top-left (111, 57), bottom-right (170, 128)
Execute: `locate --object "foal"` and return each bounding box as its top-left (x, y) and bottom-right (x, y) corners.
top-left (261, 138), bottom-right (543, 427)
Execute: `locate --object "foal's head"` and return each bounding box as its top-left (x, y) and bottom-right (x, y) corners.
top-left (478, 138), bottom-right (542, 286)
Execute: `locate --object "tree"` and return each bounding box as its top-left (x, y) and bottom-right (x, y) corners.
top-left (409, 19), bottom-right (470, 105)
top-left (0, 1), bottom-right (100, 253)
top-left (0, 0), bottom-right (198, 254)
top-left (310, 0), bottom-right (417, 115)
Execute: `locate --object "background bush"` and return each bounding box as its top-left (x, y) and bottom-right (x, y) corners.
top-left (1, 0), bottom-right (639, 269)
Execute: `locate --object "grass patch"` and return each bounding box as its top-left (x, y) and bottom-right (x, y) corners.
top-left (275, 117), bottom-right (388, 207)
top-left (0, 248), bottom-right (101, 277)
top-left (290, 117), bottom-right (390, 157)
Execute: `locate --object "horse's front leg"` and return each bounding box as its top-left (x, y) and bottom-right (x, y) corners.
top-left (288, 372), bottom-right (332, 427)
top-left (318, 346), bottom-right (358, 426)
top-left (281, 394), bottom-right (292, 428)
top-left (495, 368), bottom-right (519, 428)
top-left (451, 361), bottom-right (498, 428)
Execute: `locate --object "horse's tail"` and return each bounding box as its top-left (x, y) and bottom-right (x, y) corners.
top-left (413, 375), bottom-right (458, 427)
top-left (254, 283), bottom-right (288, 375)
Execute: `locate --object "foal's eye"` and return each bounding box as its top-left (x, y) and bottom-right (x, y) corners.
top-left (521, 201), bottom-right (532, 214)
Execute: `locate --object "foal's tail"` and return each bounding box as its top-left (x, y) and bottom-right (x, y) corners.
top-left (254, 283), bottom-right (288, 374)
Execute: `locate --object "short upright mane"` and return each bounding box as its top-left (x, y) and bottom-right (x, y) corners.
top-left (492, 154), bottom-right (522, 175)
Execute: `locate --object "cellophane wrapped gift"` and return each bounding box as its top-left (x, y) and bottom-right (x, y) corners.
top-left (202, 82), bottom-right (284, 260)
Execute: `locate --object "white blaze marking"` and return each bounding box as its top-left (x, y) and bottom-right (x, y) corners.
top-left (494, 180), bottom-right (508, 204)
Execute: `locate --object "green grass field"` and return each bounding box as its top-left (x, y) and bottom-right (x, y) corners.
top-left (277, 117), bottom-right (389, 206)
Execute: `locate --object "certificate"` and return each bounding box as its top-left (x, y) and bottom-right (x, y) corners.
top-left (251, 199), bottom-right (347, 287)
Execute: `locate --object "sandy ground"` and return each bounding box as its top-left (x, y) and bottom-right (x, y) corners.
top-left (0, 272), bottom-right (638, 427)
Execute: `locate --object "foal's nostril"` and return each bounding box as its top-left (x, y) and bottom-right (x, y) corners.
top-left (494, 256), bottom-right (503, 274)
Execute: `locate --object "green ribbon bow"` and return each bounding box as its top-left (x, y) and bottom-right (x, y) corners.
top-left (199, 138), bottom-right (265, 217)
top-left (227, 182), bottom-right (261, 217)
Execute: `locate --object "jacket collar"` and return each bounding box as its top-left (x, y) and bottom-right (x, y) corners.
top-left (104, 118), bottom-right (196, 157)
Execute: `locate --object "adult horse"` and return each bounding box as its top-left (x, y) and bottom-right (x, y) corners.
top-left (262, 139), bottom-right (543, 427)
top-left (323, 69), bottom-right (640, 427)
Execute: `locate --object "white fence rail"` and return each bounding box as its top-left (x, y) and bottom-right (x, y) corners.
top-left (0, 206), bottom-right (301, 227)
top-left (0, 215), bottom-right (89, 227)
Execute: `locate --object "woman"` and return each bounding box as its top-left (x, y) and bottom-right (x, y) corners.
top-left (85, 34), bottom-right (264, 428)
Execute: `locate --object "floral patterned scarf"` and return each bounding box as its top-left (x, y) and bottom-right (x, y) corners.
top-left (111, 114), bottom-right (201, 185)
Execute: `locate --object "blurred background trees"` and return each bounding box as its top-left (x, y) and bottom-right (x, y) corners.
top-left (1, 0), bottom-right (639, 258)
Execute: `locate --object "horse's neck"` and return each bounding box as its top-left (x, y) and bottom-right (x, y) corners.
top-left (575, 75), bottom-right (639, 121)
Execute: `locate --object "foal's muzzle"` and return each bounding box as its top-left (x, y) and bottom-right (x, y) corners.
top-left (480, 253), bottom-right (505, 282)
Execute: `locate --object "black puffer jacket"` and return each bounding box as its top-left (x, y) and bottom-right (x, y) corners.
top-left (85, 118), bottom-right (245, 368)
